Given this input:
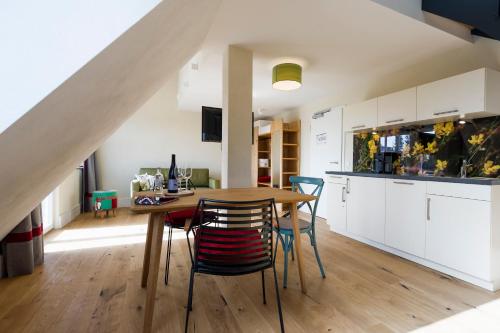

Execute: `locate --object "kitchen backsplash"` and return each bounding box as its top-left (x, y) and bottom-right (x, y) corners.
top-left (353, 116), bottom-right (500, 178)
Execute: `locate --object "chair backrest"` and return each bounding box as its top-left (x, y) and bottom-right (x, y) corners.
top-left (289, 176), bottom-right (324, 226)
top-left (188, 198), bottom-right (278, 276)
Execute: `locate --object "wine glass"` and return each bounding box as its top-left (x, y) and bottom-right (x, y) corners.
top-left (177, 167), bottom-right (185, 191)
top-left (184, 168), bottom-right (192, 190)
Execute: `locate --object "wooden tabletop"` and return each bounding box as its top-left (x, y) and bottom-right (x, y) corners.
top-left (130, 187), bottom-right (316, 214)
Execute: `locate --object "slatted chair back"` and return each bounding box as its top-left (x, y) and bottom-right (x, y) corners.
top-left (289, 176), bottom-right (324, 228)
top-left (187, 198), bottom-right (279, 276)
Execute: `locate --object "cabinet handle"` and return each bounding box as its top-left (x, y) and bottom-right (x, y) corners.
top-left (385, 118), bottom-right (404, 124)
top-left (329, 161), bottom-right (339, 164)
top-left (342, 186), bottom-right (346, 202)
top-left (351, 125), bottom-right (365, 129)
top-left (346, 178), bottom-right (351, 193)
top-left (329, 175), bottom-right (343, 179)
top-left (433, 109), bottom-right (458, 116)
top-left (426, 198), bottom-right (431, 221)
top-left (393, 181), bottom-right (414, 185)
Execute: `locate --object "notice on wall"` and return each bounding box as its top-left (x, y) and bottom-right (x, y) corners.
top-left (316, 132), bottom-right (327, 145)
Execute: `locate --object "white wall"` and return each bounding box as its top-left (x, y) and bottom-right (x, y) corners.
top-left (97, 77), bottom-right (222, 206)
top-left (0, 0), bottom-right (160, 133)
top-left (278, 37), bottom-right (500, 179)
top-left (42, 169), bottom-right (81, 233)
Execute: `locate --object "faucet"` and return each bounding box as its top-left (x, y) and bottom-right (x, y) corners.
top-left (460, 159), bottom-right (471, 178)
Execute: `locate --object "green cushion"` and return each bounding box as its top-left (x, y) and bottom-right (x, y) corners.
top-left (138, 168), bottom-right (210, 187)
top-left (139, 168), bottom-right (168, 179)
top-left (190, 168), bottom-right (209, 187)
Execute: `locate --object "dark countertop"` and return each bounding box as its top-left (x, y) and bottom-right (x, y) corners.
top-left (325, 171), bottom-right (500, 185)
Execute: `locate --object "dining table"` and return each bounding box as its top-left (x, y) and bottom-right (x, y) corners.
top-left (130, 187), bottom-right (316, 333)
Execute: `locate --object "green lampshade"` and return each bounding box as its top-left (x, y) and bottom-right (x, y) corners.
top-left (272, 63), bottom-right (302, 90)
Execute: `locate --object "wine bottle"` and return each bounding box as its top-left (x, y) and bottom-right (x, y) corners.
top-left (167, 154), bottom-right (178, 193)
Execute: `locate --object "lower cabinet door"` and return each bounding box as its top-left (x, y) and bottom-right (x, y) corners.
top-left (327, 181), bottom-right (347, 232)
top-left (385, 180), bottom-right (426, 257)
top-left (425, 194), bottom-right (491, 280)
top-left (346, 177), bottom-right (385, 243)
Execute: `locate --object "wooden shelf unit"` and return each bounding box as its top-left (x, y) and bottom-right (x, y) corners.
top-left (280, 120), bottom-right (300, 190)
top-left (256, 132), bottom-right (272, 187)
top-left (252, 120), bottom-right (300, 191)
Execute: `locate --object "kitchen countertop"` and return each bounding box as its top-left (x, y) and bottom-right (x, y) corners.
top-left (325, 171), bottom-right (500, 185)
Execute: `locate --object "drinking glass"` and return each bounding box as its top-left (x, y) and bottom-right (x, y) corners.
top-left (184, 168), bottom-right (192, 190)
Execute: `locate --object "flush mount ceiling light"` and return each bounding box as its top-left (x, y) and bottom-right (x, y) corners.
top-left (272, 63), bottom-right (302, 90)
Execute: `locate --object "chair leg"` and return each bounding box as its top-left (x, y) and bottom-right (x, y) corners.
top-left (184, 269), bottom-right (195, 333)
top-left (164, 226), bottom-right (173, 285)
top-left (308, 232), bottom-right (326, 278)
top-left (283, 235), bottom-right (289, 289)
top-left (290, 238), bottom-right (295, 261)
top-left (272, 265), bottom-right (285, 333)
top-left (261, 270), bottom-right (267, 304)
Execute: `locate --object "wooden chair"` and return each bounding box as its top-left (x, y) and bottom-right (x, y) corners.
top-left (184, 198), bottom-right (285, 333)
top-left (274, 176), bottom-right (325, 288)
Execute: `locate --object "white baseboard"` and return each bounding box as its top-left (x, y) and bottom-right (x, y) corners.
top-left (56, 204), bottom-right (81, 229)
top-left (331, 227), bottom-right (497, 291)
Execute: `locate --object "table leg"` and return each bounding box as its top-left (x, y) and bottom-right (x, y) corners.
top-left (143, 213), bottom-right (165, 333)
top-left (290, 204), bottom-right (307, 293)
top-left (141, 213), bottom-right (154, 288)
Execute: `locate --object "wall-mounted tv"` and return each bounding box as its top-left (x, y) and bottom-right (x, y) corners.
top-left (201, 106), bottom-right (222, 142)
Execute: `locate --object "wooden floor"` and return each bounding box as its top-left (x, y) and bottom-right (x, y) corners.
top-left (1, 209), bottom-right (500, 333)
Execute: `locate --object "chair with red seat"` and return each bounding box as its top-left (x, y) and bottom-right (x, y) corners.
top-left (184, 198), bottom-right (284, 333)
top-left (164, 209), bottom-right (196, 285)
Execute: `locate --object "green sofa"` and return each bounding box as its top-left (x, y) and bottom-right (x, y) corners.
top-left (130, 168), bottom-right (220, 196)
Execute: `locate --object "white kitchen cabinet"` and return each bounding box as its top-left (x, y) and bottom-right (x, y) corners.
top-left (346, 176), bottom-right (385, 243)
top-left (385, 179), bottom-right (426, 257)
top-left (326, 175), bottom-right (347, 233)
top-left (378, 87), bottom-right (416, 127)
top-left (426, 194), bottom-right (491, 280)
top-left (417, 68), bottom-right (500, 121)
top-left (343, 98), bottom-right (377, 132)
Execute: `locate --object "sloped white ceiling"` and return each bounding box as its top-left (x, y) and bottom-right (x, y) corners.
top-left (0, 0), bottom-right (221, 239)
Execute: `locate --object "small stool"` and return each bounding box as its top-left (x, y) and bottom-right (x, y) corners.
top-left (92, 190), bottom-right (118, 218)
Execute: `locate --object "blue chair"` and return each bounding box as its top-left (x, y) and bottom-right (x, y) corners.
top-left (274, 176), bottom-right (325, 288)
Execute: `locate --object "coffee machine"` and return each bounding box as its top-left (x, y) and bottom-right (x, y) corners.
top-left (373, 152), bottom-right (399, 174)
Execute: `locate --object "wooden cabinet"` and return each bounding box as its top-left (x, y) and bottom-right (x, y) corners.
top-left (326, 175), bottom-right (347, 233)
top-left (343, 98), bottom-right (377, 131)
top-left (425, 194), bottom-right (491, 280)
top-left (385, 179), bottom-right (426, 257)
top-left (346, 176), bottom-right (385, 243)
top-left (378, 87), bottom-right (416, 127)
top-left (417, 68), bottom-right (500, 121)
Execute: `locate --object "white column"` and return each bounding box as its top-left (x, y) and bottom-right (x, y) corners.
top-left (221, 45), bottom-right (253, 188)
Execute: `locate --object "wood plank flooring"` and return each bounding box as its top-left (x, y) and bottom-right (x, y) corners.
top-left (1, 208), bottom-right (499, 332)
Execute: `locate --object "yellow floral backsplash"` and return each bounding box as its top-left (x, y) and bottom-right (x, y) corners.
top-left (353, 116), bottom-right (500, 178)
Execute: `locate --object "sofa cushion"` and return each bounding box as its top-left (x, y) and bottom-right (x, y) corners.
top-left (190, 168), bottom-right (209, 187)
top-left (139, 168), bottom-right (168, 180)
top-left (138, 168), bottom-right (210, 187)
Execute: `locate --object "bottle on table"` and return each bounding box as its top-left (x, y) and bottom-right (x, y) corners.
top-left (167, 154), bottom-right (178, 193)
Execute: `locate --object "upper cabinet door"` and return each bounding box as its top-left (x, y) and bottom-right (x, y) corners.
top-left (343, 98), bottom-right (377, 131)
top-left (417, 69), bottom-right (485, 121)
top-left (378, 87), bottom-right (416, 127)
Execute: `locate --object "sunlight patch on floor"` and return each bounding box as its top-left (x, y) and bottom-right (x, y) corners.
top-left (410, 298), bottom-right (500, 333)
top-left (45, 223), bottom-right (187, 253)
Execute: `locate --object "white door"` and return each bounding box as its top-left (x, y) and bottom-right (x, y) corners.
top-left (425, 194), bottom-right (491, 280)
top-left (309, 106), bottom-right (343, 218)
top-left (385, 179), bottom-right (426, 257)
top-left (346, 176), bottom-right (385, 243)
top-left (326, 176), bottom-right (347, 233)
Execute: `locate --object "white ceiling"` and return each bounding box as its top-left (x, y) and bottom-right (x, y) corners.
top-left (177, 0), bottom-right (471, 117)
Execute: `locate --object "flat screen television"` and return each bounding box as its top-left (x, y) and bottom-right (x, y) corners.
top-left (201, 106), bottom-right (222, 142)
